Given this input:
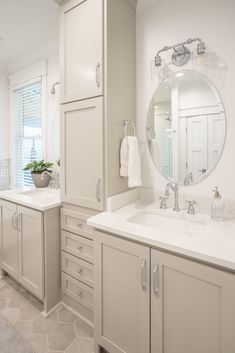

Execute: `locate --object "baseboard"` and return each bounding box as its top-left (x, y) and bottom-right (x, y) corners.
top-left (61, 301), bottom-right (94, 329)
top-left (41, 301), bottom-right (62, 318)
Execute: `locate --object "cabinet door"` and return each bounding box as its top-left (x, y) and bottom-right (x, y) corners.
top-left (95, 232), bottom-right (150, 353)
top-left (0, 200), bottom-right (18, 279)
top-left (61, 97), bottom-right (104, 210)
top-left (18, 206), bottom-right (43, 299)
top-left (60, 0), bottom-right (103, 103)
top-left (151, 249), bottom-right (235, 353)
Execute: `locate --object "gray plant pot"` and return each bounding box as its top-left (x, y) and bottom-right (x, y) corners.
top-left (31, 172), bottom-right (51, 188)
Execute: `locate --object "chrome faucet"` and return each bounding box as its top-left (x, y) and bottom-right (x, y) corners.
top-left (165, 182), bottom-right (180, 212)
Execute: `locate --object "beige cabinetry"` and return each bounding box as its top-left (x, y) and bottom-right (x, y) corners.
top-left (17, 206), bottom-right (43, 299)
top-left (151, 249), bottom-right (235, 353)
top-left (61, 208), bottom-right (95, 323)
top-left (60, 0), bottom-right (103, 103)
top-left (0, 200), bottom-right (18, 279)
top-left (60, 98), bottom-right (104, 210)
top-left (94, 232), bottom-right (150, 353)
top-left (60, 0), bottom-right (136, 211)
top-left (94, 232), bottom-right (235, 353)
top-left (0, 199), bottom-right (61, 313)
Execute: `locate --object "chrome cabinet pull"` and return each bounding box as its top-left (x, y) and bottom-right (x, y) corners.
top-left (12, 212), bottom-right (17, 229)
top-left (17, 213), bottom-right (21, 231)
top-left (96, 178), bottom-right (101, 202)
top-left (141, 259), bottom-right (147, 291)
top-left (153, 264), bottom-right (160, 297)
top-left (96, 63), bottom-right (101, 87)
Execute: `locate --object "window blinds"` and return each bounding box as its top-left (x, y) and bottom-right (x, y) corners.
top-left (15, 80), bottom-right (43, 187)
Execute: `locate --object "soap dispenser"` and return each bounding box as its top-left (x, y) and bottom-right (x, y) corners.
top-left (211, 187), bottom-right (225, 221)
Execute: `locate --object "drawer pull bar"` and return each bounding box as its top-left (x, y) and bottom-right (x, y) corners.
top-left (141, 259), bottom-right (147, 291)
top-left (153, 264), bottom-right (160, 297)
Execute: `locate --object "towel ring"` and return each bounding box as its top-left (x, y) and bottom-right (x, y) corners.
top-left (123, 121), bottom-right (136, 137)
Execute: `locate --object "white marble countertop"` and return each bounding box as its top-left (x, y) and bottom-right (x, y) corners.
top-left (88, 201), bottom-right (235, 272)
top-left (0, 188), bottom-right (61, 211)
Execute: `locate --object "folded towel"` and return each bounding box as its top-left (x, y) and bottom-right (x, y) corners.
top-left (120, 136), bottom-right (142, 188)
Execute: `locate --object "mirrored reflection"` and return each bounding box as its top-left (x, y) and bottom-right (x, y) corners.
top-left (147, 70), bottom-right (226, 185)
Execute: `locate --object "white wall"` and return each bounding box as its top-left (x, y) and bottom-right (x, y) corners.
top-left (0, 70), bottom-right (9, 160)
top-left (137, 0), bottom-right (235, 200)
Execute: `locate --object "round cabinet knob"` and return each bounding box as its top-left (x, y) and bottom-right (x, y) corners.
top-left (77, 268), bottom-right (83, 274)
top-left (77, 222), bottom-right (82, 227)
top-left (77, 291), bottom-right (83, 298)
top-left (77, 245), bottom-right (83, 251)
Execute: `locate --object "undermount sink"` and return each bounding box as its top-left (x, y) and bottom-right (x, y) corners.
top-left (128, 209), bottom-right (207, 236)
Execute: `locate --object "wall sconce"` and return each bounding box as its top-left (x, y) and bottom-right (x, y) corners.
top-left (155, 38), bottom-right (206, 67)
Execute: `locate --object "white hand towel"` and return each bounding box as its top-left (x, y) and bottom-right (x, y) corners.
top-left (120, 136), bottom-right (142, 188)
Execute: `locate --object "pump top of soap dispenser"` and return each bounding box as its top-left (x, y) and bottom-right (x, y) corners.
top-left (212, 186), bottom-right (221, 199)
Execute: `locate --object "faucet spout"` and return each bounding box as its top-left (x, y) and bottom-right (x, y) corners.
top-left (166, 182), bottom-right (180, 212)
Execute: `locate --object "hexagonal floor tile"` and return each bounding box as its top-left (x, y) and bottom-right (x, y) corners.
top-left (48, 323), bottom-right (76, 351)
top-left (14, 320), bottom-right (33, 339)
top-left (65, 337), bottom-right (94, 353)
top-left (74, 317), bottom-right (93, 338)
top-left (33, 312), bottom-right (57, 334)
top-left (58, 307), bottom-right (77, 323)
top-left (28, 334), bottom-right (48, 353)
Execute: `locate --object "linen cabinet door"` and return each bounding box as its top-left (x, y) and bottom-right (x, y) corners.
top-left (0, 200), bottom-right (18, 279)
top-left (95, 232), bottom-right (150, 353)
top-left (18, 206), bottom-right (43, 299)
top-left (151, 249), bottom-right (235, 353)
top-left (60, 0), bottom-right (103, 103)
top-left (61, 97), bottom-right (104, 210)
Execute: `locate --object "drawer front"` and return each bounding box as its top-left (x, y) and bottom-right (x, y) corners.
top-left (61, 209), bottom-right (94, 240)
top-left (62, 251), bottom-right (93, 288)
top-left (61, 230), bottom-right (94, 263)
top-left (62, 272), bottom-right (93, 311)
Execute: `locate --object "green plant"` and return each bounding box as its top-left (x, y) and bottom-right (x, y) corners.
top-left (23, 160), bottom-right (53, 173)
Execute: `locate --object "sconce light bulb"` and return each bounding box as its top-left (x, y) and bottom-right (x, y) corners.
top-left (155, 55), bottom-right (162, 67)
top-left (197, 41), bottom-right (206, 55)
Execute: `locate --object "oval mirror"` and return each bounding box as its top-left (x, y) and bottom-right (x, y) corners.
top-left (146, 70), bottom-right (226, 185)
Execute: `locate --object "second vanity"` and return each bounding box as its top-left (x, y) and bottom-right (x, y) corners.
top-left (0, 188), bottom-right (61, 315)
top-left (88, 199), bottom-right (235, 353)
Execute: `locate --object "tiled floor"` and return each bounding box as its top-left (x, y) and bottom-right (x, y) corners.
top-left (0, 275), bottom-right (94, 353)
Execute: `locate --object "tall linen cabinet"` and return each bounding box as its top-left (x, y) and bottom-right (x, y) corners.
top-left (59, 0), bottom-right (136, 323)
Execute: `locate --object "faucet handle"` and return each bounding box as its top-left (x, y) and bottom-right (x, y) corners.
top-left (159, 195), bottom-right (168, 209)
top-left (186, 200), bottom-right (197, 214)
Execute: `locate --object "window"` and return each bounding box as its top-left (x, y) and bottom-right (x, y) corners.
top-left (14, 80), bottom-right (43, 186)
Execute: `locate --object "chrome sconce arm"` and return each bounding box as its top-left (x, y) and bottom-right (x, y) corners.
top-left (155, 37), bottom-right (206, 67)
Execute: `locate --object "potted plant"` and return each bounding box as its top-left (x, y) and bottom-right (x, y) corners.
top-left (23, 160), bottom-right (54, 188)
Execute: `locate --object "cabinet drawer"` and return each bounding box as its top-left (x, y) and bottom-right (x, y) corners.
top-left (62, 272), bottom-right (93, 312)
top-left (61, 230), bottom-right (94, 263)
top-left (61, 209), bottom-right (94, 240)
top-left (62, 251), bottom-right (93, 288)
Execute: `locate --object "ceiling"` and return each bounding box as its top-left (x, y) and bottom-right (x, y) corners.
top-left (0, 0), bottom-right (59, 68)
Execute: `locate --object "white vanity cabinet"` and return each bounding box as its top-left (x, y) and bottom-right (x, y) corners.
top-left (0, 199), bottom-right (61, 313)
top-left (94, 232), bottom-right (235, 353)
top-left (60, 97), bottom-right (104, 210)
top-left (94, 232), bottom-right (150, 353)
top-left (60, 0), bottom-right (103, 103)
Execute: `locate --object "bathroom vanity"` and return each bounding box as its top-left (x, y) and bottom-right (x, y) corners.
top-left (88, 202), bottom-right (235, 353)
top-left (0, 188), bottom-right (61, 315)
